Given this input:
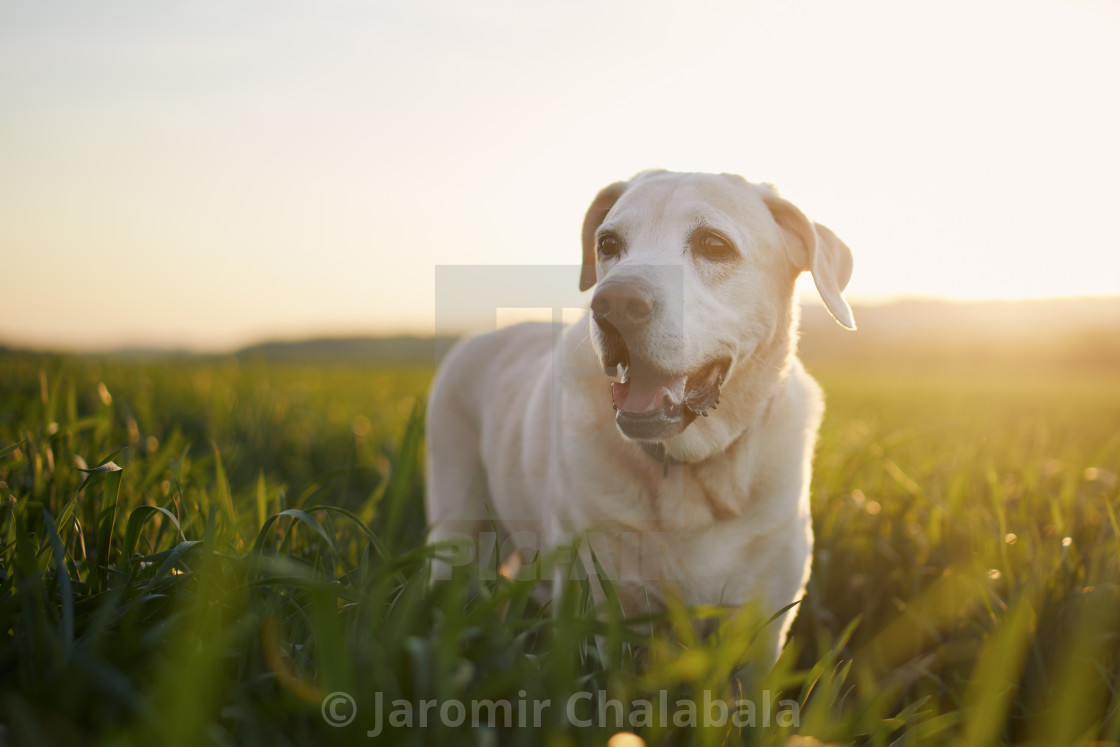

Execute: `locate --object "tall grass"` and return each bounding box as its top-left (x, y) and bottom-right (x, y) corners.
top-left (0, 352), bottom-right (1117, 745)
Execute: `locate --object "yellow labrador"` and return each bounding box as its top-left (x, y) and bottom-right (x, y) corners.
top-left (426, 170), bottom-right (854, 663)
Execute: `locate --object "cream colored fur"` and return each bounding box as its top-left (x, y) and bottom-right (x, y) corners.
top-left (425, 170), bottom-right (854, 665)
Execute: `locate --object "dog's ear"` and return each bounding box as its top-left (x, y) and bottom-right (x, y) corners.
top-left (580, 180), bottom-right (629, 291)
top-left (763, 189), bottom-right (856, 330)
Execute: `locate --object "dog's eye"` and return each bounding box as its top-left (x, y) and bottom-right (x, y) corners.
top-left (598, 234), bottom-right (622, 258)
top-left (694, 231), bottom-right (735, 260)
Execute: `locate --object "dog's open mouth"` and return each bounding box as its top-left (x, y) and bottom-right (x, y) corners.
top-left (598, 321), bottom-right (730, 441)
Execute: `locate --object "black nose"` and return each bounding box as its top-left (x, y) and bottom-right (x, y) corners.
top-left (591, 281), bottom-right (655, 327)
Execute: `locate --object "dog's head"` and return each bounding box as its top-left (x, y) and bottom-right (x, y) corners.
top-left (580, 170), bottom-right (854, 444)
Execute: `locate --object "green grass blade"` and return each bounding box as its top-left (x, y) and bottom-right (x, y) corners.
top-left (41, 508), bottom-right (74, 660)
top-left (122, 505), bottom-right (185, 559)
top-left (381, 399), bottom-right (424, 547)
top-left (960, 594), bottom-right (1037, 747)
top-left (210, 442), bottom-right (236, 530)
top-left (142, 540), bottom-right (203, 593)
top-left (255, 470), bottom-right (268, 531)
top-left (0, 440), bottom-right (25, 461)
top-left (94, 468), bottom-right (123, 593)
top-left (252, 509), bottom-right (338, 558)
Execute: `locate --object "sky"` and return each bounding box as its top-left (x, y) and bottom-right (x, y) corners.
top-left (2, 0), bottom-right (1119, 351)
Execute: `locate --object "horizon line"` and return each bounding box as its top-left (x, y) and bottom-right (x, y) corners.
top-left (3, 292), bottom-right (1120, 357)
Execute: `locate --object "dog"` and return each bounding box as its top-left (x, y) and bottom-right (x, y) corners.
top-left (425, 170), bottom-right (854, 665)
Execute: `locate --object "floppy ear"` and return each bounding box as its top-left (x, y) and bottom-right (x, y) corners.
top-left (763, 190), bottom-right (856, 330)
top-left (580, 180), bottom-right (629, 291)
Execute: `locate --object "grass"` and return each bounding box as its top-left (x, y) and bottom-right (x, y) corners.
top-left (0, 350), bottom-right (1118, 745)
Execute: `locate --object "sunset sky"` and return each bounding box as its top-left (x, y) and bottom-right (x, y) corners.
top-left (2, 0), bottom-right (1119, 351)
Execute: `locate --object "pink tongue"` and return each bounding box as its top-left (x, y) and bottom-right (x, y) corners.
top-left (611, 374), bottom-right (686, 415)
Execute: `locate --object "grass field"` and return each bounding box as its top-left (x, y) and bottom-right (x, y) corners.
top-left (1, 347), bottom-right (1118, 745)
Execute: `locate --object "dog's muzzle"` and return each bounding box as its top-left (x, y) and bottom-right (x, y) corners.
top-left (591, 280), bottom-right (728, 442)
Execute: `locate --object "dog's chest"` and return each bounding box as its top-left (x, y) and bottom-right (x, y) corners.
top-left (569, 446), bottom-right (758, 535)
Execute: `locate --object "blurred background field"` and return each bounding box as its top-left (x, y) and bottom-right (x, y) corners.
top-left (1, 298), bottom-right (1119, 745)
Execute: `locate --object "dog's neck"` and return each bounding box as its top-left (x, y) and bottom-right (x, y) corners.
top-left (640, 377), bottom-right (781, 473)
top-left (637, 440), bottom-right (680, 475)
